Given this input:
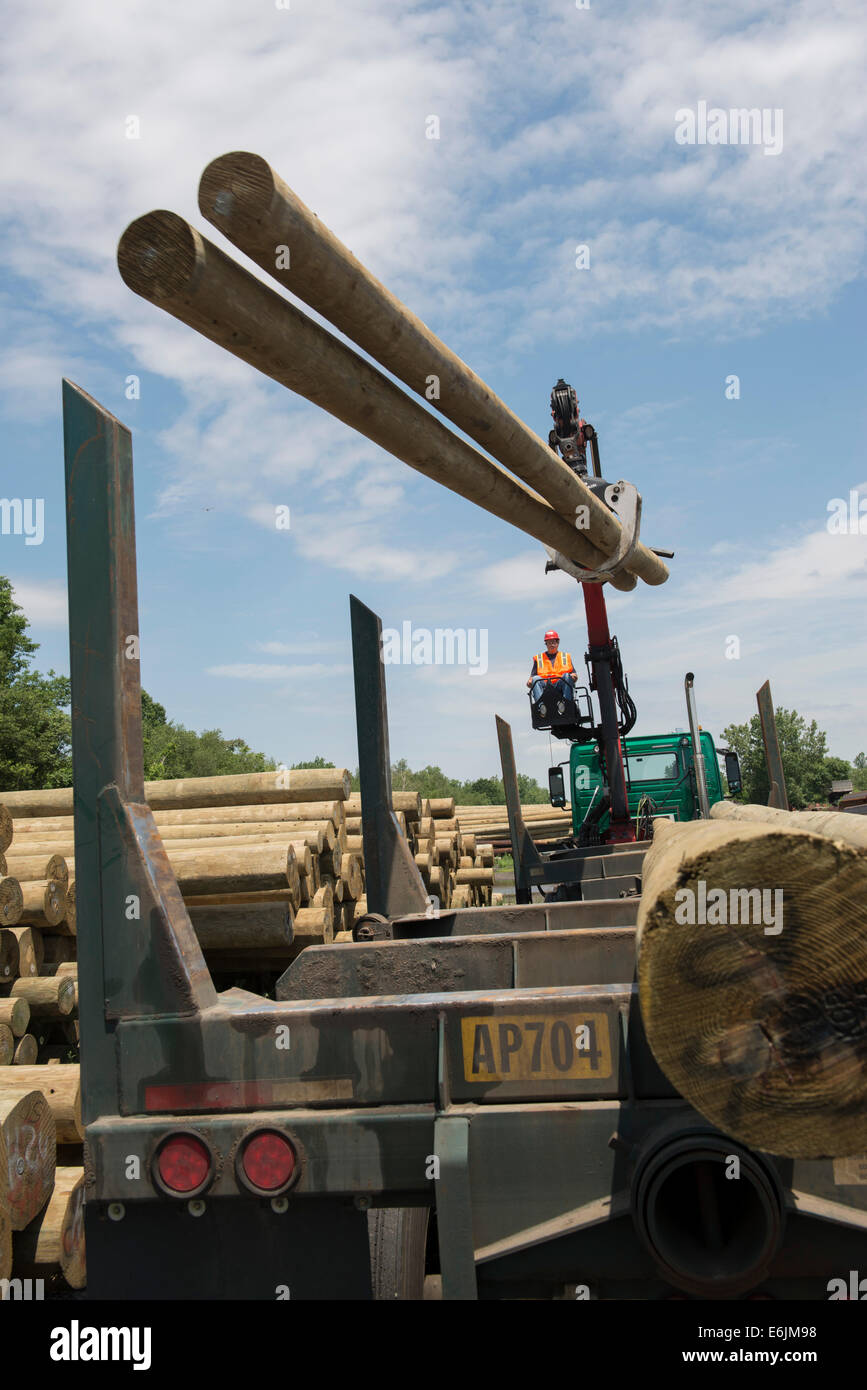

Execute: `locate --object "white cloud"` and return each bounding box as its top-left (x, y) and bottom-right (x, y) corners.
top-left (253, 639), bottom-right (341, 656)
top-left (6, 577), bottom-right (68, 627)
top-left (207, 662), bottom-right (352, 680)
top-left (474, 550), bottom-right (577, 603)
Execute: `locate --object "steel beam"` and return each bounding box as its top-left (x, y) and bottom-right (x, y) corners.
top-left (496, 715), bottom-right (544, 902)
top-left (757, 679), bottom-right (789, 809)
top-left (63, 381), bottom-right (215, 1134)
top-left (350, 595), bottom-right (429, 917)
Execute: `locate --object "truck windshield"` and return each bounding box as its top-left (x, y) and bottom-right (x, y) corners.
top-left (628, 752), bottom-right (680, 780)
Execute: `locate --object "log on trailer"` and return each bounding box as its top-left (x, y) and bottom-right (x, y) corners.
top-left (636, 813), bottom-right (867, 1158)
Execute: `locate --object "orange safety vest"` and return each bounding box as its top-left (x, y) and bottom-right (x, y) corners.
top-left (534, 650), bottom-right (575, 681)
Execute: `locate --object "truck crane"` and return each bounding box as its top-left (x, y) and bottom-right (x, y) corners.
top-left (525, 379), bottom-right (739, 864)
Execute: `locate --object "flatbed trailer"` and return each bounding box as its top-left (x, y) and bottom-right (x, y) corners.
top-left (67, 382), bottom-right (867, 1300)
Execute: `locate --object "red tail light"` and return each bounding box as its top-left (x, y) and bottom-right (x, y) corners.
top-left (154, 1133), bottom-right (213, 1196)
top-left (239, 1131), bottom-right (297, 1194)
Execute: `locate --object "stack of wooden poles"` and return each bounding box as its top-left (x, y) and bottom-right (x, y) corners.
top-left (1, 769), bottom-right (356, 979)
top-left (0, 801), bottom-right (85, 1291)
top-left (342, 794), bottom-right (499, 918)
top-left (448, 803), bottom-right (573, 854)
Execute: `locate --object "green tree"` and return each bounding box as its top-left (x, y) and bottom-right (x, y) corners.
top-left (0, 577), bottom-right (72, 790)
top-left (853, 752), bottom-right (867, 792)
top-left (722, 707), bottom-right (850, 808)
top-left (350, 760), bottom-right (549, 804)
top-left (290, 757), bottom-right (336, 770)
top-left (141, 694), bottom-right (276, 781)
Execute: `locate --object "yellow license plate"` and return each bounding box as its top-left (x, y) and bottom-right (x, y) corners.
top-left (461, 1013), bottom-right (612, 1083)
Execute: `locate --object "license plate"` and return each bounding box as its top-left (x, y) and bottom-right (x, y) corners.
top-left (460, 1012), bottom-right (612, 1083)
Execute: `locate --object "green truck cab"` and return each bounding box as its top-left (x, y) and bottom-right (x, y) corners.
top-left (567, 730), bottom-right (733, 835)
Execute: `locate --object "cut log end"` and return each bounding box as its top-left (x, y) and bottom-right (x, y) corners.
top-left (199, 151), bottom-right (277, 224)
top-left (117, 210), bottom-right (201, 301)
top-left (637, 822), bottom-right (867, 1159)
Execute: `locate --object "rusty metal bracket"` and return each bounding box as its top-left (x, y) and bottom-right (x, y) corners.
top-left (545, 481), bottom-right (642, 584)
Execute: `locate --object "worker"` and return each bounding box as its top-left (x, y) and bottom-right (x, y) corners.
top-left (527, 630), bottom-right (577, 715)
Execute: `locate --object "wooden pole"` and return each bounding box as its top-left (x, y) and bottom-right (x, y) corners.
top-left (12, 827), bottom-right (334, 863)
top-left (10, 976), bottom-right (76, 1020)
top-left (12, 1035), bottom-right (38, 1065)
top-left (0, 1066), bottom-right (83, 1142)
top-left (344, 792), bottom-right (420, 819)
top-left (0, 806), bottom-right (11, 854)
top-left (9, 801), bottom-right (344, 833)
top-left (117, 211), bottom-right (644, 593)
top-left (0, 928), bottom-right (20, 980)
top-left (0, 1090), bottom-right (56, 1229)
top-left (188, 903), bottom-right (294, 951)
top-left (16, 880), bottom-right (67, 928)
top-left (636, 815), bottom-right (867, 1158)
top-left (13, 1167), bottom-right (86, 1288)
top-left (711, 798), bottom-right (867, 849)
top-left (0, 877), bottom-right (23, 928)
top-left (290, 907), bottom-right (334, 953)
top-left (153, 844), bottom-right (298, 897)
top-left (3, 855), bottom-right (67, 887)
top-left (0, 997), bottom-right (30, 1036)
top-left (0, 767), bottom-right (351, 818)
top-left (8, 926), bottom-right (43, 977)
top-left (198, 153), bottom-right (668, 589)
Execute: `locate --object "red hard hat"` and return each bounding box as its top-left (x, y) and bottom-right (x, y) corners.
top-left (544, 630), bottom-right (559, 641)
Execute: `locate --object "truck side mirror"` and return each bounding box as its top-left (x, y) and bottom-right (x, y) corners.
top-left (723, 751), bottom-right (742, 795)
top-left (548, 766), bottom-right (566, 807)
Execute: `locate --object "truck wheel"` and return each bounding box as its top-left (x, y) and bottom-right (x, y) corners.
top-left (368, 1207), bottom-right (429, 1300)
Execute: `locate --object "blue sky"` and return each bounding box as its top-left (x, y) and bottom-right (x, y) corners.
top-left (2, 0), bottom-right (865, 788)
